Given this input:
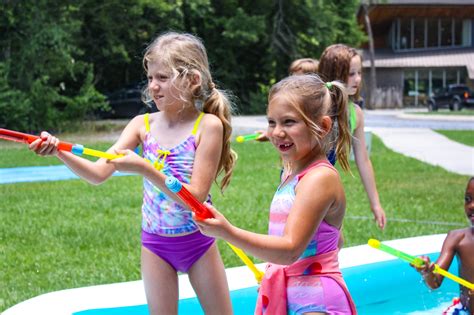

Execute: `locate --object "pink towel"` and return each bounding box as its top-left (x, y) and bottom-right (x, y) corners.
top-left (254, 249), bottom-right (357, 315)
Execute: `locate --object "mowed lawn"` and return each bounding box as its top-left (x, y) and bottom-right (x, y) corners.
top-left (0, 135), bottom-right (471, 310)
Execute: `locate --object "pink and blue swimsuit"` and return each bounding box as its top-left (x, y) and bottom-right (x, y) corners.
top-left (140, 113), bottom-right (215, 272)
top-left (256, 160), bottom-right (357, 315)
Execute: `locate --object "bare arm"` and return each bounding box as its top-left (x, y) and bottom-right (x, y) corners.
top-left (414, 230), bottom-right (461, 289)
top-left (352, 105), bottom-right (386, 229)
top-left (197, 167), bottom-right (342, 265)
top-left (188, 114), bottom-right (225, 201)
top-left (28, 116), bottom-right (143, 184)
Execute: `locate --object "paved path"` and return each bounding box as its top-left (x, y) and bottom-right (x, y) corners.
top-left (232, 111), bottom-right (474, 176)
top-left (370, 127), bottom-right (473, 176)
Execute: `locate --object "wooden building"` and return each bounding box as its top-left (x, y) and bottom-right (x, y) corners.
top-left (356, 0), bottom-right (474, 108)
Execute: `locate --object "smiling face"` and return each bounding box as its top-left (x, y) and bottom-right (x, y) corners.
top-left (346, 55), bottom-right (362, 96)
top-left (465, 178), bottom-right (474, 226)
top-left (146, 61), bottom-right (183, 112)
top-left (266, 95), bottom-right (320, 165)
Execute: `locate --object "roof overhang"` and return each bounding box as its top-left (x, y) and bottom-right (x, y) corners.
top-left (361, 48), bottom-right (474, 79)
top-left (357, 1), bottom-right (474, 28)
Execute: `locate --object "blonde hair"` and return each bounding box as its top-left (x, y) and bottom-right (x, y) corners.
top-left (268, 74), bottom-right (351, 172)
top-left (143, 32), bottom-right (236, 191)
top-left (288, 58), bottom-right (319, 76)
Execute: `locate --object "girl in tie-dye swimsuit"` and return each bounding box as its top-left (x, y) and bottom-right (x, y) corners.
top-left (31, 32), bottom-right (237, 315)
top-left (196, 74), bottom-right (357, 314)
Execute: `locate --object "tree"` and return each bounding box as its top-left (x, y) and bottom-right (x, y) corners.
top-left (361, 1), bottom-right (376, 109)
top-left (0, 0), bottom-right (106, 131)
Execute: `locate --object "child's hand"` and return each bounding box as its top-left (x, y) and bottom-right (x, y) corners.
top-left (194, 203), bottom-right (232, 239)
top-left (108, 149), bottom-right (147, 174)
top-left (372, 206), bottom-right (386, 229)
top-left (28, 131), bottom-right (60, 156)
top-left (254, 130), bottom-right (269, 142)
top-left (411, 255), bottom-right (434, 274)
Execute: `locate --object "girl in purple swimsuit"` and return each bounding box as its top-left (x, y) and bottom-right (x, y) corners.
top-left (196, 74), bottom-right (357, 314)
top-left (30, 32), bottom-right (236, 315)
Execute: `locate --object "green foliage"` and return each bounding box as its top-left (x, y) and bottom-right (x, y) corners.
top-left (0, 63), bottom-right (31, 131)
top-left (1, 1), bottom-right (106, 131)
top-left (0, 0), bottom-right (366, 128)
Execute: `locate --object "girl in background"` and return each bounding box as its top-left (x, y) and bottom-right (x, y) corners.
top-left (288, 58), bottom-right (319, 76)
top-left (318, 44), bottom-right (386, 230)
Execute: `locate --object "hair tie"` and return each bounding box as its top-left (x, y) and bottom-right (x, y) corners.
top-left (325, 82), bottom-right (333, 89)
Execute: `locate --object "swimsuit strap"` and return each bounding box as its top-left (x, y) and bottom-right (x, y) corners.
top-left (191, 112), bottom-right (204, 135)
top-left (297, 160), bottom-right (337, 181)
top-left (144, 113), bottom-right (151, 133)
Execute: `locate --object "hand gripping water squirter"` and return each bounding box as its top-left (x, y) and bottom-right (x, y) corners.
top-left (368, 238), bottom-right (474, 290)
top-left (165, 175), bottom-right (264, 283)
top-left (0, 128), bottom-right (122, 160)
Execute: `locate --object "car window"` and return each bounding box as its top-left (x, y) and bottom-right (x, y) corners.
top-left (451, 86), bottom-right (469, 93)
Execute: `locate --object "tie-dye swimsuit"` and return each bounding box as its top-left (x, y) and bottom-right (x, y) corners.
top-left (140, 112), bottom-right (214, 272)
top-left (261, 160), bottom-right (355, 314)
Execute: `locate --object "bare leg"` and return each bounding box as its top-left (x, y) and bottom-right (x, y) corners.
top-left (141, 246), bottom-right (179, 315)
top-left (188, 243), bottom-right (233, 315)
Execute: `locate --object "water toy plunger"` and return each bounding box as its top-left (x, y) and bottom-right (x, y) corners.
top-left (0, 128), bottom-right (122, 160)
top-left (236, 133), bottom-right (261, 143)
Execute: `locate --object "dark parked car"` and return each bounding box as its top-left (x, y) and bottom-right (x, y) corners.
top-left (100, 83), bottom-right (156, 118)
top-left (427, 84), bottom-right (474, 111)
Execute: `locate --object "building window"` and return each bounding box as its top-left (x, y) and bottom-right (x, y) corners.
top-left (400, 19), bottom-right (412, 50)
top-left (440, 19), bottom-right (452, 46)
top-left (392, 18), bottom-right (471, 51)
top-left (414, 19), bottom-right (425, 48)
top-left (427, 18), bottom-right (439, 47)
top-left (403, 68), bottom-right (466, 106)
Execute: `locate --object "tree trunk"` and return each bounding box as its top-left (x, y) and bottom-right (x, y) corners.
top-left (363, 3), bottom-right (376, 109)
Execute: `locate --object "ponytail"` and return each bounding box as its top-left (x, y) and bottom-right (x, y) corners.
top-left (202, 86), bottom-right (237, 191)
top-left (327, 80), bottom-right (351, 173)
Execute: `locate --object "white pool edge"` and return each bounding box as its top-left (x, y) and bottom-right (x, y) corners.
top-left (2, 234), bottom-right (447, 315)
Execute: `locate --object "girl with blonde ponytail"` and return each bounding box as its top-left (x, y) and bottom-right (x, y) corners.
top-left (30, 31), bottom-right (236, 314)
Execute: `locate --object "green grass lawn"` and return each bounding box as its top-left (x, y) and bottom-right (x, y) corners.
top-left (0, 136), bottom-right (470, 311)
top-left (435, 129), bottom-right (474, 147)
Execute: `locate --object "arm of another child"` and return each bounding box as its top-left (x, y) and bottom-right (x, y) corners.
top-left (196, 166), bottom-right (342, 265)
top-left (414, 230), bottom-right (462, 289)
top-left (351, 105), bottom-right (386, 229)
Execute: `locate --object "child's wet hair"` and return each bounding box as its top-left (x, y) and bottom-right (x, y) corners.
top-left (268, 74), bottom-right (351, 172)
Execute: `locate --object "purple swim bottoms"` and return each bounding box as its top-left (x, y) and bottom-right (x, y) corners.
top-left (141, 230), bottom-right (215, 273)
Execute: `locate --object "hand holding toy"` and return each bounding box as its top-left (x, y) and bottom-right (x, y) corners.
top-left (0, 128), bottom-right (121, 160)
top-left (368, 238), bottom-right (474, 290)
top-left (165, 175), bottom-right (264, 283)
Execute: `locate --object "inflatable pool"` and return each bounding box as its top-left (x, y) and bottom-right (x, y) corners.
top-left (3, 234), bottom-right (459, 315)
